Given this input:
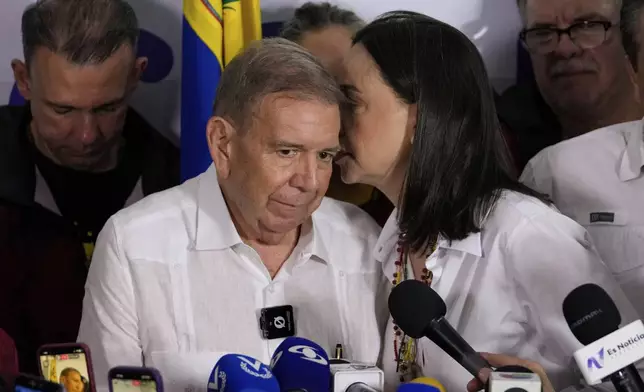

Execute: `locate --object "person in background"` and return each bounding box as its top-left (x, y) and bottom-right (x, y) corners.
top-left (78, 38), bottom-right (388, 392)
top-left (0, 0), bottom-right (179, 265)
top-left (520, 0), bottom-right (644, 318)
top-left (0, 199), bottom-right (86, 374)
top-left (281, 2), bottom-right (393, 225)
top-left (622, 0), bottom-right (644, 94)
top-left (498, 0), bottom-right (643, 169)
top-left (336, 10), bottom-right (639, 392)
top-left (59, 368), bottom-right (84, 392)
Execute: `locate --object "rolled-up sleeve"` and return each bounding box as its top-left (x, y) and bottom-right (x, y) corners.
top-left (505, 214), bottom-right (639, 390)
top-left (77, 217), bottom-right (142, 392)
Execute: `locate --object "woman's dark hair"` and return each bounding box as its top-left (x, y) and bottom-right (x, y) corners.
top-left (353, 11), bottom-right (547, 253)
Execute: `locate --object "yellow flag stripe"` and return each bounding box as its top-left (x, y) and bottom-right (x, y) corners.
top-left (223, 0), bottom-right (262, 65)
top-left (241, 0), bottom-right (262, 43)
top-left (184, 0), bottom-right (224, 66)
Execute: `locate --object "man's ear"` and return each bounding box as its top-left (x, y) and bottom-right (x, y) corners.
top-left (11, 59), bottom-right (32, 100)
top-left (128, 57), bottom-right (148, 92)
top-left (207, 116), bottom-right (237, 179)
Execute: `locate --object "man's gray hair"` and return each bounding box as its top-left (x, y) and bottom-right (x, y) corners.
top-left (21, 0), bottom-right (139, 66)
top-left (213, 37), bottom-right (345, 132)
top-left (621, 0), bottom-right (644, 70)
top-left (516, 0), bottom-right (622, 24)
top-left (280, 2), bottom-right (364, 42)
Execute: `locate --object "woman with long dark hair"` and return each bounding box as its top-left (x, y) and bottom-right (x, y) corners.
top-left (335, 11), bottom-right (639, 391)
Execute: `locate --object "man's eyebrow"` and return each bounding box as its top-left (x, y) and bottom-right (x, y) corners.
top-left (44, 99), bottom-right (76, 110)
top-left (573, 12), bottom-right (611, 22)
top-left (272, 141), bottom-right (341, 153)
top-left (324, 146), bottom-right (342, 154)
top-left (528, 13), bottom-right (612, 29)
top-left (92, 97), bottom-right (126, 110)
top-left (273, 141), bottom-right (305, 149)
top-left (43, 97), bottom-right (126, 111)
top-left (527, 22), bottom-right (556, 29)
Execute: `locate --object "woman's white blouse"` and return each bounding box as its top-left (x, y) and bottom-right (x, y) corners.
top-left (377, 191), bottom-right (639, 392)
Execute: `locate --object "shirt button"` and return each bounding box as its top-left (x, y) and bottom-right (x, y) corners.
top-left (339, 271), bottom-right (345, 278)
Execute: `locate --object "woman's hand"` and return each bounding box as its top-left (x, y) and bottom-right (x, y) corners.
top-left (466, 353), bottom-right (555, 392)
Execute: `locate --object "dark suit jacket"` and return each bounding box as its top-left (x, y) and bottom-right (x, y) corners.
top-left (0, 201), bottom-right (87, 375)
top-left (0, 105), bottom-right (180, 208)
top-left (0, 105), bottom-right (180, 374)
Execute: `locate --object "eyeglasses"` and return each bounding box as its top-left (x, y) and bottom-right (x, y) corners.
top-left (520, 21), bottom-right (613, 54)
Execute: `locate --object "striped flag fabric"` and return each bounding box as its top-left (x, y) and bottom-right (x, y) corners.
top-left (181, 0), bottom-right (262, 181)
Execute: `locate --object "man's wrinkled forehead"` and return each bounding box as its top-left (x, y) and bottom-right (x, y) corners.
top-left (525, 0), bottom-right (619, 27)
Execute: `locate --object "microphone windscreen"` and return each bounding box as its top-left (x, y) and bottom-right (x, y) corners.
top-left (562, 283), bottom-right (621, 345)
top-left (270, 337), bottom-right (330, 392)
top-left (388, 280), bottom-right (446, 338)
top-left (407, 377), bottom-right (446, 392)
top-left (207, 354), bottom-right (279, 392)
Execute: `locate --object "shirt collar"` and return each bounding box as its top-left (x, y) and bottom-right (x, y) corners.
top-left (194, 164), bottom-right (332, 264)
top-left (194, 165), bottom-right (243, 250)
top-left (618, 120), bottom-right (644, 182)
top-left (300, 215), bottom-right (332, 265)
top-left (373, 209), bottom-right (483, 261)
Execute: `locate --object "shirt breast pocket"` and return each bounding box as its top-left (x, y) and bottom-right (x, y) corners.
top-left (148, 350), bottom-right (227, 392)
top-left (570, 207), bottom-right (644, 272)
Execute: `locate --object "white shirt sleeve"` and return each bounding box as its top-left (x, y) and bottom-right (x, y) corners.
top-left (505, 212), bottom-right (640, 391)
top-left (519, 152), bottom-right (554, 197)
top-left (77, 217), bottom-right (143, 392)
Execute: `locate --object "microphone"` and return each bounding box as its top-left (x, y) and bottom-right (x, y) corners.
top-left (269, 336), bottom-right (330, 392)
top-left (330, 362), bottom-right (385, 392)
top-left (486, 366), bottom-right (541, 392)
top-left (388, 280), bottom-right (491, 378)
top-left (403, 377), bottom-right (445, 392)
top-left (396, 383), bottom-right (442, 392)
top-left (207, 353), bottom-right (280, 392)
top-left (564, 283), bottom-right (644, 392)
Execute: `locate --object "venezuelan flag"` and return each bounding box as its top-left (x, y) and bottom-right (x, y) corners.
top-left (181, 0), bottom-right (262, 181)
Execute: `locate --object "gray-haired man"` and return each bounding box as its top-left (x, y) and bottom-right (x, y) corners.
top-left (78, 38), bottom-right (388, 392)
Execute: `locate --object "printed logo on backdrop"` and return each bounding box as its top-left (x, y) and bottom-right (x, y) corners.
top-left (8, 23), bottom-right (283, 105)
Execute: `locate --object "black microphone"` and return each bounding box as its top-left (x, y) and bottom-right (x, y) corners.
top-left (388, 280), bottom-right (491, 378)
top-left (563, 283), bottom-right (644, 392)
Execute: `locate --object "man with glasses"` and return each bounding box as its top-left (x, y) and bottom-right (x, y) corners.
top-left (519, 0), bottom-right (644, 318)
top-left (497, 0), bottom-right (642, 169)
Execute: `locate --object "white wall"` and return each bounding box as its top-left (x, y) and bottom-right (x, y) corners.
top-left (0, 0), bottom-right (523, 141)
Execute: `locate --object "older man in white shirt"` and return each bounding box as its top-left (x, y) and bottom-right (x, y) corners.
top-left (521, 119), bottom-right (644, 319)
top-left (77, 38), bottom-right (389, 392)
